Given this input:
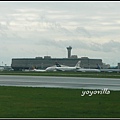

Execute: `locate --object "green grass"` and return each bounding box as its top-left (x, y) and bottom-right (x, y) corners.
top-left (0, 71), bottom-right (120, 78)
top-left (0, 86), bottom-right (120, 118)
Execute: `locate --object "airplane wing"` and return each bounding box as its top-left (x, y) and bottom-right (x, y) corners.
top-left (55, 68), bottom-right (65, 71)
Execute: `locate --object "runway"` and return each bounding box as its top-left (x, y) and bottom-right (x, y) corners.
top-left (0, 75), bottom-right (120, 91)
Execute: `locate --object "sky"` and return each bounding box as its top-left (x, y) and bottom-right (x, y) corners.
top-left (0, 1), bottom-right (120, 66)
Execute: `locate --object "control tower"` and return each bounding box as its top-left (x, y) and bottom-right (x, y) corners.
top-left (66, 46), bottom-right (72, 58)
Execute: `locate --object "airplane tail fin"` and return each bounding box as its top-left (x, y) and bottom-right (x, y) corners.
top-left (96, 64), bottom-right (101, 69)
top-left (75, 61), bottom-right (81, 68)
top-left (32, 66), bottom-right (36, 70)
top-left (55, 62), bottom-right (61, 67)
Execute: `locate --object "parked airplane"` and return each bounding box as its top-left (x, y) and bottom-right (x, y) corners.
top-left (23, 61), bottom-right (102, 72)
top-left (77, 68), bottom-right (100, 72)
top-left (45, 62), bottom-right (69, 71)
top-left (23, 65), bottom-right (46, 72)
top-left (96, 64), bottom-right (120, 72)
top-left (23, 62), bottom-right (63, 72)
top-left (54, 61), bottom-right (81, 71)
top-left (31, 68), bottom-right (46, 72)
top-left (45, 65), bottom-right (57, 71)
top-left (76, 62), bottom-right (101, 72)
top-left (46, 61), bottom-right (100, 72)
top-left (23, 68), bottom-right (46, 72)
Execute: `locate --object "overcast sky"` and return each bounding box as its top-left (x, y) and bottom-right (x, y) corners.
top-left (0, 1), bottom-right (120, 66)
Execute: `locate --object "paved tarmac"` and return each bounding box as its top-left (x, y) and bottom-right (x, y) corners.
top-left (0, 75), bottom-right (120, 90)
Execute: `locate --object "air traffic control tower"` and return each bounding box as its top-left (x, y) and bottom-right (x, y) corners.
top-left (67, 46), bottom-right (72, 58)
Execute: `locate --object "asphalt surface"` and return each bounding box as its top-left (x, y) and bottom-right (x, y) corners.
top-left (0, 75), bottom-right (120, 90)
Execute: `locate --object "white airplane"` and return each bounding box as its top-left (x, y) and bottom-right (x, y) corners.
top-left (24, 61), bottom-right (101, 72)
top-left (53, 61), bottom-right (81, 72)
top-left (45, 65), bottom-right (57, 71)
top-left (100, 69), bottom-right (120, 72)
top-left (31, 68), bottom-right (46, 72)
top-left (77, 68), bottom-right (100, 72)
top-left (23, 68), bottom-right (46, 72)
top-left (23, 62), bottom-right (63, 72)
top-left (28, 62), bottom-right (63, 72)
top-left (23, 65), bottom-right (47, 72)
top-left (76, 62), bottom-right (101, 72)
top-left (53, 61), bottom-right (100, 72)
top-left (96, 64), bottom-right (120, 72)
top-left (45, 62), bottom-right (68, 71)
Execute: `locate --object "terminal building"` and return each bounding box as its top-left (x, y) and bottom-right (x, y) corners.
top-left (118, 63), bottom-right (120, 69)
top-left (11, 46), bottom-right (103, 71)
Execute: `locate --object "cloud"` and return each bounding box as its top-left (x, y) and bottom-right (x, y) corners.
top-left (0, 2), bottom-right (120, 65)
top-left (74, 27), bottom-right (91, 38)
top-left (102, 40), bottom-right (120, 52)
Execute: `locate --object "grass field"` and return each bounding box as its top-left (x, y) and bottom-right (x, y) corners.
top-left (0, 71), bottom-right (120, 78)
top-left (0, 86), bottom-right (120, 118)
top-left (0, 71), bottom-right (120, 118)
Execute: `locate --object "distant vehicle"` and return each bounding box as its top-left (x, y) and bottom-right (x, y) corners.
top-left (0, 66), bottom-right (4, 71)
top-left (0, 66), bottom-right (13, 71)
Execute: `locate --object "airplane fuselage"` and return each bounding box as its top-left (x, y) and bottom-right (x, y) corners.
top-left (55, 67), bottom-right (78, 71)
top-left (77, 68), bottom-right (100, 72)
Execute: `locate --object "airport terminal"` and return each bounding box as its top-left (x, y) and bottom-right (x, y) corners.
top-left (11, 46), bottom-right (103, 71)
